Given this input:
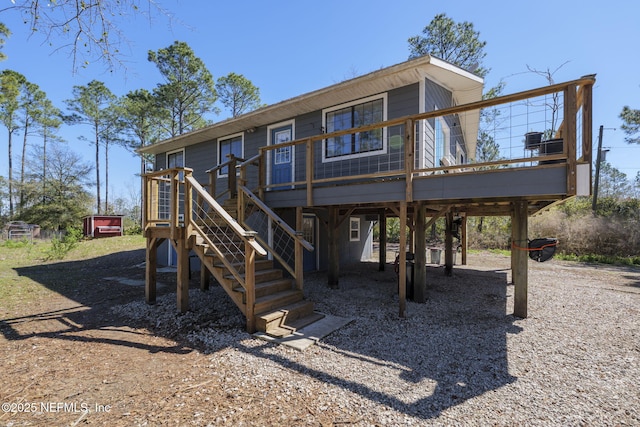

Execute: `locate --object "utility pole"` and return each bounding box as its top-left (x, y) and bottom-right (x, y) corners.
top-left (592, 125), bottom-right (604, 212)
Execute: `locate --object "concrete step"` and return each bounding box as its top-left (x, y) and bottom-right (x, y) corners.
top-left (255, 300), bottom-right (324, 337)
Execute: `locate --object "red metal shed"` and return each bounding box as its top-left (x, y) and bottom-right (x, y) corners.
top-left (83, 215), bottom-right (124, 238)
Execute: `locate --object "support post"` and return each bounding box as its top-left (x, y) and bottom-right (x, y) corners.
top-left (414, 202), bottom-right (427, 303)
top-left (145, 237), bottom-right (158, 304)
top-left (512, 200), bottom-right (529, 318)
top-left (176, 234), bottom-right (190, 313)
top-left (398, 202), bottom-right (407, 317)
top-left (444, 211), bottom-right (454, 276)
top-left (378, 208), bottom-right (387, 271)
top-left (245, 237), bottom-right (257, 333)
top-left (461, 215), bottom-right (468, 265)
top-left (328, 206), bottom-right (340, 289)
top-left (200, 266), bottom-right (210, 291)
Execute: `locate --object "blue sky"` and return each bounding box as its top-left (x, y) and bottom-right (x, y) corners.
top-left (1, 0), bottom-right (638, 207)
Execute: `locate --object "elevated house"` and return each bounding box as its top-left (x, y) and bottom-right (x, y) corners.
top-left (139, 55), bottom-right (595, 337)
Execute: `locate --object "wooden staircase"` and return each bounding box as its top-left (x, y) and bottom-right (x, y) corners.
top-left (191, 197), bottom-right (324, 338)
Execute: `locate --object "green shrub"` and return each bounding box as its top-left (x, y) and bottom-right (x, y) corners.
top-left (44, 226), bottom-right (83, 260)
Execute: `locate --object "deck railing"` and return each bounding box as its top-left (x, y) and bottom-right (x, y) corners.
top-left (237, 76), bottom-right (594, 205)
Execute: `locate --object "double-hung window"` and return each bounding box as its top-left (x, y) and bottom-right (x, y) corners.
top-left (323, 94), bottom-right (386, 161)
top-left (218, 134), bottom-right (243, 176)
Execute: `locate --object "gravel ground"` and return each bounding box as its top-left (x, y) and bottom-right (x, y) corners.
top-left (107, 252), bottom-right (640, 426)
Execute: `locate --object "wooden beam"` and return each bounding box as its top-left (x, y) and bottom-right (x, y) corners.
top-left (425, 206), bottom-right (450, 230)
top-left (328, 206), bottom-right (340, 289)
top-left (512, 200), bottom-right (529, 318)
top-left (145, 237), bottom-right (158, 304)
top-left (444, 211), bottom-right (454, 276)
top-left (378, 208), bottom-right (387, 271)
top-left (413, 202), bottom-right (427, 303)
top-left (176, 236), bottom-right (190, 313)
top-left (398, 201), bottom-right (407, 317)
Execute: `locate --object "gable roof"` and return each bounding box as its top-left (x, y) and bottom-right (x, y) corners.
top-left (139, 55), bottom-right (484, 156)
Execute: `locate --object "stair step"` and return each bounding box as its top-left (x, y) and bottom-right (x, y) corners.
top-left (224, 268), bottom-right (283, 285)
top-left (215, 258), bottom-right (273, 272)
top-left (233, 278), bottom-right (293, 299)
top-left (255, 300), bottom-right (323, 336)
top-left (254, 289), bottom-right (303, 315)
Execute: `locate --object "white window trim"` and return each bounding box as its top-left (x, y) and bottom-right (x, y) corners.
top-left (217, 132), bottom-right (244, 178)
top-left (349, 217), bottom-right (361, 242)
top-left (321, 93), bottom-right (388, 163)
top-left (266, 120), bottom-right (296, 187)
top-left (165, 148), bottom-right (185, 169)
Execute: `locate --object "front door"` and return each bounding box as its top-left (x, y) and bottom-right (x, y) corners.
top-left (302, 214), bottom-right (317, 271)
top-left (270, 124), bottom-right (293, 190)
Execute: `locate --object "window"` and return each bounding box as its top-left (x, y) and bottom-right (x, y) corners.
top-left (323, 95), bottom-right (386, 161)
top-left (218, 134), bottom-right (243, 176)
top-left (349, 217), bottom-right (360, 242)
top-left (435, 117), bottom-right (450, 165)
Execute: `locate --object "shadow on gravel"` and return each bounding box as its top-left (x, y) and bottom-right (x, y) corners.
top-left (2, 249), bottom-right (192, 355)
top-left (229, 262), bottom-right (522, 421)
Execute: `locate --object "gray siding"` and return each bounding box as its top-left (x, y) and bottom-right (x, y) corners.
top-left (424, 78), bottom-right (467, 165)
top-left (186, 141), bottom-right (215, 183)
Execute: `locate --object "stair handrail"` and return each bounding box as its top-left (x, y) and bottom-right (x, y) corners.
top-left (239, 185), bottom-right (313, 252)
top-left (238, 184), bottom-right (312, 288)
top-left (205, 154), bottom-right (246, 200)
top-left (185, 175), bottom-right (266, 256)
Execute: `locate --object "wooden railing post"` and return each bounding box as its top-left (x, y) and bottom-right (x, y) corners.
top-left (228, 154), bottom-right (237, 198)
top-left (170, 169), bottom-right (179, 240)
top-left (404, 119), bottom-right (415, 203)
top-left (258, 148), bottom-right (266, 200)
top-left (295, 206), bottom-right (304, 291)
top-left (143, 175), bottom-right (150, 231)
top-left (244, 231), bottom-right (258, 333)
top-left (581, 81), bottom-right (594, 193)
top-left (209, 169), bottom-right (216, 198)
top-left (306, 138), bottom-right (314, 207)
top-left (564, 84), bottom-right (577, 196)
top-left (184, 169), bottom-right (193, 239)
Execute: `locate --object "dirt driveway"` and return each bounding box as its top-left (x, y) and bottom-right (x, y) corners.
top-left (1, 245), bottom-right (638, 426)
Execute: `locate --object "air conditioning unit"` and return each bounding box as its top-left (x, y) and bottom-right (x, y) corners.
top-left (440, 154), bottom-right (456, 167)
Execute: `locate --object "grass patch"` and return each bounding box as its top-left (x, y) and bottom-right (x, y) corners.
top-left (556, 252), bottom-right (640, 266)
top-left (487, 248), bottom-right (511, 257)
top-left (0, 235), bottom-right (145, 311)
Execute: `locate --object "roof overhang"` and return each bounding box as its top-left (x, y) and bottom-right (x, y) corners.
top-left (139, 55), bottom-right (484, 156)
